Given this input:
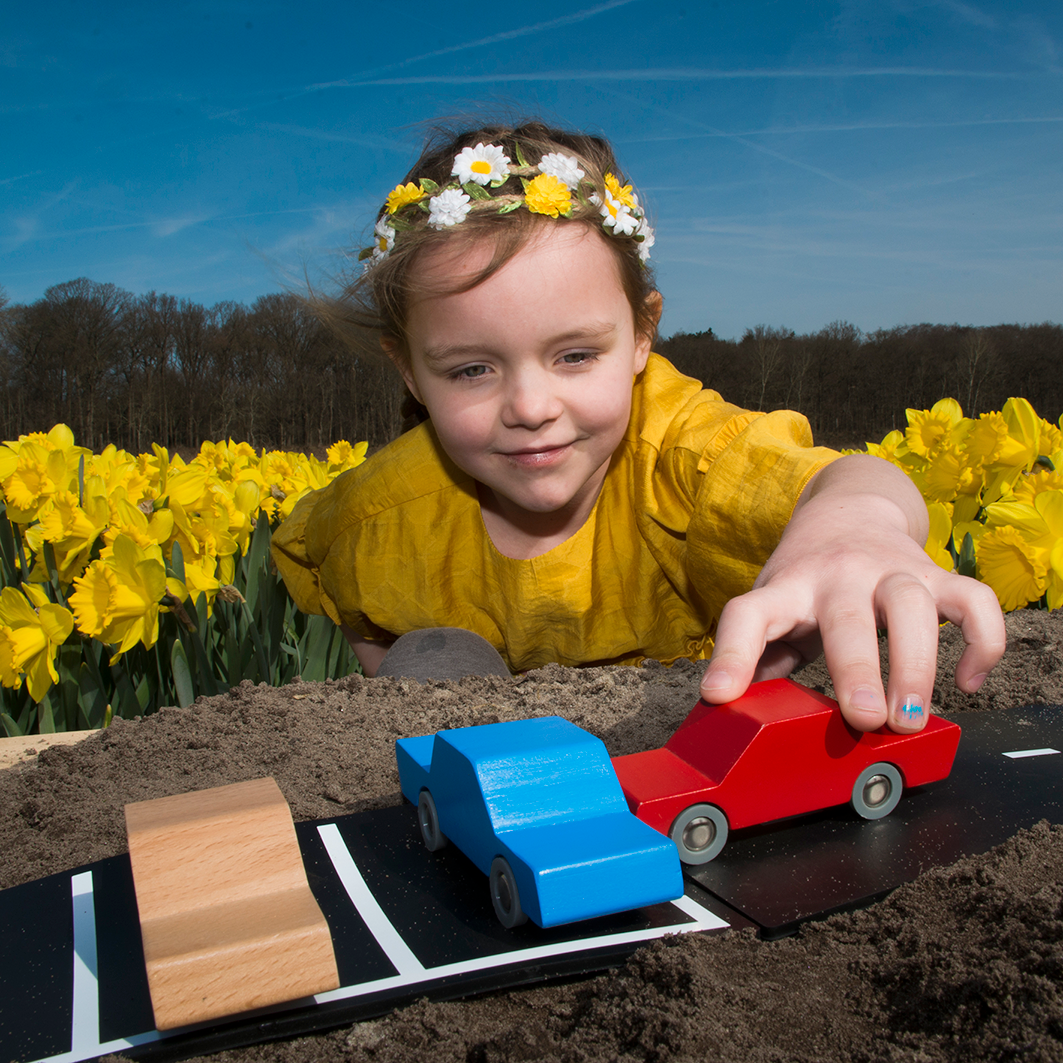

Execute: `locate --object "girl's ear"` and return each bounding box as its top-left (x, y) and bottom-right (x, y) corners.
top-left (381, 334), bottom-right (425, 404)
top-left (634, 291), bottom-right (663, 373)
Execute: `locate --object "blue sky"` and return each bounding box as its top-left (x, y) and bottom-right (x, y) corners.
top-left (3, 0), bottom-right (1060, 339)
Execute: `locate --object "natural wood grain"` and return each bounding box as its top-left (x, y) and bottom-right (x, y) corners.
top-left (125, 777), bottom-right (339, 1030)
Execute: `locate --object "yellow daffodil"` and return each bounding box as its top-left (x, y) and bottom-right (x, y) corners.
top-left (864, 429), bottom-right (906, 465)
top-left (0, 441), bottom-right (73, 524)
top-left (104, 495), bottom-right (176, 552)
top-left (904, 398), bottom-right (964, 461)
top-left (975, 524), bottom-right (1048, 612)
top-left (0, 584), bottom-right (74, 702)
top-left (69, 534), bottom-right (168, 656)
top-left (24, 489), bottom-right (110, 584)
top-left (165, 463), bottom-right (212, 510)
top-left (326, 439), bottom-right (369, 470)
top-left (924, 502), bottom-right (956, 572)
top-left (166, 554), bottom-right (222, 614)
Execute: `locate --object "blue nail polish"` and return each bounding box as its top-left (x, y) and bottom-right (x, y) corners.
top-left (901, 699), bottom-right (924, 720)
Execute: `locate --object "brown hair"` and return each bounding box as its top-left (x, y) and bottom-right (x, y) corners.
top-left (318, 120), bottom-right (660, 366)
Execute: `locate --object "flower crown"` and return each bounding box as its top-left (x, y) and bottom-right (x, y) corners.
top-left (360, 141), bottom-right (655, 270)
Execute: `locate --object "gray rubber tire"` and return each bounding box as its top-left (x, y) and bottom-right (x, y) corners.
top-left (669, 804), bottom-right (729, 864)
top-left (489, 857), bottom-right (528, 928)
top-left (850, 762), bottom-right (903, 820)
top-left (417, 790), bottom-right (448, 851)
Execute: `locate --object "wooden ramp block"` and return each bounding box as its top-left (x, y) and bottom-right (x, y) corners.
top-left (125, 777), bottom-right (340, 1030)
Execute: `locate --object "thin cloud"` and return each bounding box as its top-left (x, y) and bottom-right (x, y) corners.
top-left (312, 0), bottom-right (643, 87)
top-left (628, 115), bottom-right (1063, 141)
top-left (935, 0), bottom-right (998, 30)
top-left (348, 66), bottom-right (1027, 88)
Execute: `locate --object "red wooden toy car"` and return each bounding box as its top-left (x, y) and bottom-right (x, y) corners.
top-left (612, 678), bottom-right (961, 864)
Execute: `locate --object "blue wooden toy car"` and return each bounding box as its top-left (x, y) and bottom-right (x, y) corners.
top-left (396, 716), bottom-right (683, 928)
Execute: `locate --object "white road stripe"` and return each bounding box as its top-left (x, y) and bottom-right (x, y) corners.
top-left (1003, 748), bottom-right (1060, 759)
top-left (314, 823), bottom-right (727, 1006)
top-left (317, 823), bottom-right (426, 977)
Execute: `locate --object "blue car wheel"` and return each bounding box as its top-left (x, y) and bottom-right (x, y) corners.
top-left (417, 790), bottom-right (448, 851)
top-left (490, 857), bottom-right (528, 928)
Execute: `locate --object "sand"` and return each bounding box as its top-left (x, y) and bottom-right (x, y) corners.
top-left (2, 609), bottom-right (1062, 1063)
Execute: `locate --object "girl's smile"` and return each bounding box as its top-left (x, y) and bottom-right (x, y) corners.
top-left (394, 224), bottom-right (656, 559)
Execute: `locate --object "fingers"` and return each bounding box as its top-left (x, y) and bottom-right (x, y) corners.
top-left (816, 594), bottom-right (891, 733)
top-left (878, 574), bottom-right (940, 733)
top-left (933, 575), bottom-right (1007, 691)
top-left (700, 588), bottom-right (818, 704)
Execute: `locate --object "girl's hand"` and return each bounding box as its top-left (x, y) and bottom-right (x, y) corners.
top-left (699, 454), bottom-right (1006, 733)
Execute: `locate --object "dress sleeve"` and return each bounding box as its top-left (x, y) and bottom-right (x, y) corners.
top-left (685, 408), bottom-right (840, 624)
top-left (270, 483), bottom-right (335, 619)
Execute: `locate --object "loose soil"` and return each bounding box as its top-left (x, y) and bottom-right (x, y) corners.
top-left (2, 610), bottom-right (1062, 1063)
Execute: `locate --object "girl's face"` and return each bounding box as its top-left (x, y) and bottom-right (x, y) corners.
top-left (395, 224), bottom-right (656, 546)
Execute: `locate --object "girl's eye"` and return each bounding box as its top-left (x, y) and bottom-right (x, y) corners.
top-left (560, 351), bottom-right (598, 366)
top-left (450, 365), bottom-right (489, 380)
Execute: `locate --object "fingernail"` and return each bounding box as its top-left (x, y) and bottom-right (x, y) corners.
top-left (849, 686), bottom-right (884, 716)
top-left (894, 697), bottom-right (925, 729)
top-left (701, 669), bottom-right (733, 693)
top-left (968, 672), bottom-right (987, 692)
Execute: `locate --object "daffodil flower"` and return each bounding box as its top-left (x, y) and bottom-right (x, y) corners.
top-left (0, 584), bottom-right (74, 702)
top-left (975, 524), bottom-right (1048, 612)
top-left (69, 534), bottom-right (168, 656)
top-left (24, 489), bottom-right (110, 584)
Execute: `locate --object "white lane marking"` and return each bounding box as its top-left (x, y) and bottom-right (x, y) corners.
top-left (34, 873), bottom-right (160, 1063)
top-left (1003, 748), bottom-right (1061, 759)
top-left (317, 823), bottom-right (426, 978)
top-left (69, 873), bottom-right (99, 1055)
top-left (314, 823), bottom-right (727, 1006)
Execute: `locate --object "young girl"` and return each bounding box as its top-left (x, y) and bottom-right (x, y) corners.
top-left (272, 120), bottom-right (1005, 734)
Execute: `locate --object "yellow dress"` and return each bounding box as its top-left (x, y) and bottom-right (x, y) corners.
top-left (272, 353), bottom-right (839, 671)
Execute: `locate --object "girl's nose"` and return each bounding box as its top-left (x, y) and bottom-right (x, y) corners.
top-left (501, 370), bottom-right (562, 429)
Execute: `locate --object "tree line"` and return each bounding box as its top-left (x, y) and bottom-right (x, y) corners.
top-left (0, 279), bottom-right (407, 454)
top-left (659, 320), bottom-right (1063, 448)
top-left (1, 280), bottom-right (1060, 453)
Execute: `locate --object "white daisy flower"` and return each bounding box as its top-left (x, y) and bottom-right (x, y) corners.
top-left (371, 218), bottom-right (395, 261)
top-left (597, 190), bottom-right (640, 236)
top-left (428, 188), bottom-right (472, 229)
top-left (537, 152), bottom-right (585, 190)
top-left (635, 217), bottom-right (655, 262)
top-left (452, 143), bottom-right (511, 186)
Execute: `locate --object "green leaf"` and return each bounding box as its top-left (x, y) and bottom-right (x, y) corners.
top-left (170, 639), bottom-right (194, 708)
top-left (1, 712), bottom-right (22, 738)
top-left (0, 511), bottom-right (19, 587)
top-left (513, 141), bottom-right (530, 169)
top-left (958, 532), bottom-right (977, 579)
top-left (78, 662), bottom-right (110, 729)
top-left (497, 201), bottom-right (523, 214)
top-left (37, 691), bottom-right (56, 734)
top-left (169, 540), bottom-right (186, 584)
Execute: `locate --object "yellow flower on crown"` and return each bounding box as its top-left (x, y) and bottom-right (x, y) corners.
top-left (386, 182), bottom-right (426, 214)
top-left (604, 172), bottom-right (637, 209)
top-left (525, 173), bottom-right (571, 218)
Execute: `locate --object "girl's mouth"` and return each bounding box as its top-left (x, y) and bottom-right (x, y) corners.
top-left (501, 444), bottom-right (570, 468)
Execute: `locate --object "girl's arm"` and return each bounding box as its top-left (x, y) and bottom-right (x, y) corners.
top-left (341, 624), bottom-right (394, 678)
top-left (699, 453), bottom-right (1006, 732)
